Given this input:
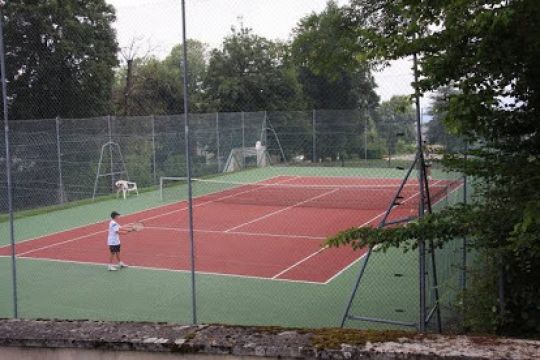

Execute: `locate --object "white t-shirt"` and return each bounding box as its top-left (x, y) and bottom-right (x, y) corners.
top-left (108, 220), bottom-right (121, 246)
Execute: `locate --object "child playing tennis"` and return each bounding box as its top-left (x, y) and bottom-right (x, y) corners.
top-left (107, 211), bottom-right (130, 271)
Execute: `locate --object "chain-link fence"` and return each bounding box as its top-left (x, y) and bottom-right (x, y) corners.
top-left (0, 0), bottom-right (469, 332)
top-left (0, 110), bottom-right (427, 212)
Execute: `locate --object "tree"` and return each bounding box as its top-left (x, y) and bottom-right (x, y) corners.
top-left (291, 1), bottom-right (379, 111)
top-left (376, 96), bottom-right (416, 162)
top-left (426, 87), bottom-right (463, 152)
top-left (117, 37), bottom-right (158, 116)
top-left (329, 0), bottom-right (540, 335)
top-left (204, 26), bottom-right (303, 112)
top-left (1, 0), bottom-right (118, 119)
top-left (113, 40), bottom-right (208, 116)
top-left (289, 2), bottom-right (380, 162)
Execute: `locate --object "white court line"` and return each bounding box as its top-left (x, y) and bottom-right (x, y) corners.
top-left (271, 247), bottom-right (327, 279)
top-left (141, 226), bottom-right (326, 241)
top-left (17, 230), bottom-right (107, 256)
top-left (224, 188), bottom-right (340, 232)
top-left (9, 256), bottom-right (327, 285)
top-left (12, 176), bottom-right (301, 257)
top-left (272, 180), bottom-right (444, 281)
top-left (323, 252), bottom-right (369, 285)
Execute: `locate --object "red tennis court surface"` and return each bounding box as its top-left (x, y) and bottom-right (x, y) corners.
top-left (0, 176), bottom-right (454, 284)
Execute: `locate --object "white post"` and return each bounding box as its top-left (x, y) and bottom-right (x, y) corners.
top-left (312, 109), bottom-right (316, 163)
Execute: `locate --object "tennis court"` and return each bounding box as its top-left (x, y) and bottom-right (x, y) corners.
top-left (0, 173), bottom-right (455, 285)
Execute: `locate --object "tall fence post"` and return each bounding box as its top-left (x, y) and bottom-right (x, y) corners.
top-left (151, 115), bottom-right (157, 184)
top-left (107, 115), bottom-right (114, 190)
top-left (413, 50), bottom-right (428, 333)
top-left (461, 141), bottom-right (469, 292)
top-left (364, 116), bottom-right (368, 161)
top-left (216, 112), bottom-right (221, 172)
top-left (0, 6), bottom-right (18, 318)
top-left (181, 0), bottom-right (197, 325)
top-left (55, 116), bottom-right (65, 203)
top-left (312, 109), bottom-right (317, 163)
top-left (241, 111), bottom-right (245, 167)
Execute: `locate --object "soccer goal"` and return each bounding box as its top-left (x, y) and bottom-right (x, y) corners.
top-left (222, 141), bottom-right (270, 172)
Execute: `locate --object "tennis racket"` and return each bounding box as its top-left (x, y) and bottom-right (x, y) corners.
top-left (128, 221), bottom-right (144, 232)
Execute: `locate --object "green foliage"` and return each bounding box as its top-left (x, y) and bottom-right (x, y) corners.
top-left (329, 0), bottom-right (540, 336)
top-left (204, 26), bottom-right (303, 112)
top-left (291, 1), bottom-right (379, 110)
top-left (1, 0), bottom-right (118, 119)
top-left (375, 96), bottom-right (416, 156)
top-left (426, 87), bottom-right (464, 151)
top-left (327, 205), bottom-right (472, 252)
top-left (114, 40), bottom-right (208, 115)
top-left (461, 256), bottom-right (500, 334)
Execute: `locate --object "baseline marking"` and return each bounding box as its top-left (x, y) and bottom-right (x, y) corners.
top-left (12, 256), bottom-right (327, 285)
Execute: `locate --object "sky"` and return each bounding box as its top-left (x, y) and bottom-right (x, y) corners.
top-left (107, 0), bottom-right (419, 103)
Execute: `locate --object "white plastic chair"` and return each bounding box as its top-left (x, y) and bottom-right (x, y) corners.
top-left (115, 180), bottom-right (139, 199)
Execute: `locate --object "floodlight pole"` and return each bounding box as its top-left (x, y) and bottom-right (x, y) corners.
top-left (0, 4), bottom-right (19, 318)
top-left (181, 0), bottom-right (197, 325)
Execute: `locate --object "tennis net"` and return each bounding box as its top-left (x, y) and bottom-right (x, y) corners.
top-left (160, 177), bottom-right (460, 211)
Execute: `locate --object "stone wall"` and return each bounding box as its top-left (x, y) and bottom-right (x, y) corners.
top-left (0, 320), bottom-right (538, 359)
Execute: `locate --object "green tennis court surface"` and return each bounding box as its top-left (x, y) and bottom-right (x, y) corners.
top-left (0, 166), bottom-right (463, 329)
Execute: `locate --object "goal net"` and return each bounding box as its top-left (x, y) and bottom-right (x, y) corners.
top-left (222, 141), bottom-right (270, 173)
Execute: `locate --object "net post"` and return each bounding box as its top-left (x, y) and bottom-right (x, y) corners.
top-left (55, 116), bottom-right (65, 204)
top-left (312, 109), bottom-right (316, 163)
top-left (0, 5), bottom-right (18, 318)
top-left (159, 176), bottom-right (163, 201)
top-left (151, 115), bottom-right (157, 185)
top-left (180, 0), bottom-right (197, 326)
top-left (216, 112), bottom-right (221, 172)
